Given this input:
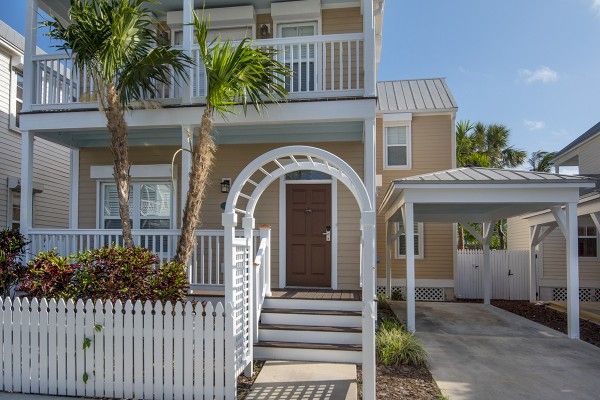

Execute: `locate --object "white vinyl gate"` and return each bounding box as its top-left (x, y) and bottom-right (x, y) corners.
top-left (456, 250), bottom-right (529, 300)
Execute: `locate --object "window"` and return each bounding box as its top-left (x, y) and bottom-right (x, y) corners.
top-left (10, 69), bottom-right (23, 130)
top-left (578, 224), bottom-right (597, 258)
top-left (101, 182), bottom-right (173, 229)
top-left (396, 222), bottom-right (424, 259)
top-left (278, 22), bottom-right (317, 93)
top-left (384, 125), bottom-right (410, 168)
top-left (8, 192), bottom-right (20, 230)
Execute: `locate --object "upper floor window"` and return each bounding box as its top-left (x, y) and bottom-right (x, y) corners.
top-left (578, 224), bottom-right (597, 258)
top-left (384, 124), bottom-right (411, 169)
top-left (10, 69), bottom-right (23, 130)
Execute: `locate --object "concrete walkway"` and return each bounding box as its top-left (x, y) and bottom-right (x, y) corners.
top-left (392, 302), bottom-right (600, 400)
top-left (246, 361), bottom-right (357, 400)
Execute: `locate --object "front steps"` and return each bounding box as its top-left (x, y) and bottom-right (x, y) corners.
top-left (254, 295), bottom-right (363, 364)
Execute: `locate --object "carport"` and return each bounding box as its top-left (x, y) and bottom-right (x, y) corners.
top-left (378, 167), bottom-right (595, 339)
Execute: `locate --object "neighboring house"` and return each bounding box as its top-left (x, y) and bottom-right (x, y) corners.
top-left (0, 20), bottom-right (70, 232)
top-left (508, 121), bottom-right (600, 301)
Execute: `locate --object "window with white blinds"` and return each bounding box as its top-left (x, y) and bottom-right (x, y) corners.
top-left (395, 222), bottom-right (424, 259)
top-left (278, 22), bottom-right (317, 92)
top-left (101, 182), bottom-right (173, 229)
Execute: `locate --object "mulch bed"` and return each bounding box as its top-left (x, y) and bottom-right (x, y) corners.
top-left (237, 361), bottom-right (265, 399)
top-left (492, 300), bottom-right (600, 348)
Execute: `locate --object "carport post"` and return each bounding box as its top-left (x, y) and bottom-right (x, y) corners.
top-left (565, 202), bottom-right (580, 339)
top-left (404, 202), bottom-right (416, 332)
top-left (482, 222), bottom-right (493, 305)
top-left (385, 221), bottom-right (392, 297)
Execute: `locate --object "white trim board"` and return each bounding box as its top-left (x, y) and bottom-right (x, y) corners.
top-left (278, 177), bottom-right (338, 289)
top-left (90, 164), bottom-right (173, 179)
top-left (377, 278), bottom-right (455, 288)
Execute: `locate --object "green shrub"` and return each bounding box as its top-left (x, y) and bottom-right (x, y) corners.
top-left (21, 246), bottom-right (188, 302)
top-left (376, 318), bottom-right (427, 367)
top-left (391, 288), bottom-right (404, 301)
top-left (20, 251), bottom-right (74, 298)
top-left (0, 229), bottom-right (28, 297)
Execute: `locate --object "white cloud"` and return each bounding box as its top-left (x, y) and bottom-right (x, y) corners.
top-left (592, 0), bottom-right (600, 15)
top-left (524, 120), bottom-right (545, 131)
top-left (518, 66), bottom-right (559, 84)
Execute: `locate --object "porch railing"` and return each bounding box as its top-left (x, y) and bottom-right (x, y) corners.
top-left (252, 227), bottom-right (271, 342)
top-left (29, 33), bottom-right (364, 109)
top-left (26, 229), bottom-right (259, 288)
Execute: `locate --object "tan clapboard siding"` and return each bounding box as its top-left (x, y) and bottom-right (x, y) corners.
top-left (375, 114), bottom-right (455, 279)
top-left (576, 134), bottom-right (600, 175)
top-left (78, 141), bottom-right (363, 289)
top-left (507, 216), bottom-right (530, 250)
top-left (322, 7), bottom-right (363, 34)
top-left (0, 49), bottom-right (70, 229)
top-left (541, 215), bottom-right (600, 284)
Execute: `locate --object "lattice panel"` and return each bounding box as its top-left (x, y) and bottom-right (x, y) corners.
top-left (552, 287), bottom-right (593, 302)
top-left (596, 289), bottom-right (600, 302)
top-left (376, 286), bottom-right (446, 301)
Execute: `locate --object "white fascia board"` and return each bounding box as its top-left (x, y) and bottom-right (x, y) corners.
top-left (167, 6), bottom-right (255, 29)
top-left (91, 164), bottom-right (173, 179)
top-left (524, 197), bottom-right (600, 226)
top-left (271, 0), bottom-right (321, 22)
top-left (21, 99), bottom-right (377, 132)
top-left (382, 113), bottom-right (412, 123)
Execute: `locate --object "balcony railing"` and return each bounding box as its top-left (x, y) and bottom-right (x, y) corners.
top-left (27, 228), bottom-right (261, 289)
top-left (29, 33), bottom-right (364, 109)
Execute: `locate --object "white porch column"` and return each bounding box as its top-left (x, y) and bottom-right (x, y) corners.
top-left (363, 118), bottom-right (376, 203)
top-left (482, 221), bottom-right (493, 305)
top-left (385, 221), bottom-right (392, 297)
top-left (260, 226), bottom-right (272, 297)
top-left (222, 211), bottom-right (237, 399)
top-left (360, 210), bottom-right (377, 400)
top-left (181, 0), bottom-right (193, 103)
top-left (180, 126), bottom-right (192, 221)
top-left (243, 215), bottom-right (255, 377)
top-left (529, 226), bottom-right (539, 303)
top-left (69, 149), bottom-right (79, 229)
top-left (20, 131), bottom-right (34, 236)
top-left (362, 0), bottom-right (376, 96)
top-left (565, 202), bottom-right (580, 339)
top-left (23, 0), bottom-right (38, 110)
top-left (404, 202), bottom-right (416, 332)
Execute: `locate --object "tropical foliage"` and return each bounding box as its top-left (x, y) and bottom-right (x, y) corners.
top-left (44, 0), bottom-right (190, 246)
top-left (528, 150), bottom-right (557, 172)
top-left (0, 229), bottom-right (28, 297)
top-left (174, 16), bottom-right (290, 263)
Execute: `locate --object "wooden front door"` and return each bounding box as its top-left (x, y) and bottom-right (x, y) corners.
top-left (286, 184), bottom-right (332, 287)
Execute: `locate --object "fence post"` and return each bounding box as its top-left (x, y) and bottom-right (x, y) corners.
top-left (242, 216), bottom-right (255, 378)
top-left (259, 225), bottom-right (272, 296)
top-left (222, 212), bottom-right (237, 400)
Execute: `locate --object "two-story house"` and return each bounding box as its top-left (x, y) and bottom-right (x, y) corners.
top-left (0, 19), bottom-right (70, 233)
top-left (508, 121), bottom-right (600, 302)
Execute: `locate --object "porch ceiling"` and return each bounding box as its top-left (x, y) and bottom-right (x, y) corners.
top-left (36, 120), bottom-right (364, 148)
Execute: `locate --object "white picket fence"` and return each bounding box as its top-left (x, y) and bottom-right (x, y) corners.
top-left (0, 296), bottom-right (228, 399)
top-left (456, 250), bottom-right (529, 300)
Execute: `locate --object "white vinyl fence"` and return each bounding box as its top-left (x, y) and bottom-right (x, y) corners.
top-left (456, 250), bottom-right (529, 300)
top-left (0, 297), bottom-right (228, 399)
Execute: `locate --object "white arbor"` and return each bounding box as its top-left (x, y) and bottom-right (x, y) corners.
top-left (221, 146), bottom-right (377, 400)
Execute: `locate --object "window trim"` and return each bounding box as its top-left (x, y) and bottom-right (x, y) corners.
top-left (276, 20), bottom-right (319, 38)
top-left (395, 222), bottom-right (424, 260)
top-left (9, 67), bottom-right (23, 132)
top-left (578, 223), bottom-right (598, 259)
top-left (98, 180), bottom-right (176, 230)
top-left (383, 122), bottom-right (412, 170)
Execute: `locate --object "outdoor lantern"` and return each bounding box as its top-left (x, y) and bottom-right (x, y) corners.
top-left (221, 178), bottom-right (231, 193)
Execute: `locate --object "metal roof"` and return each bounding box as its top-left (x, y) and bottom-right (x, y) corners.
top-left (553, 121), bottom-right (600, 160)
top-left (0, 20), bottom-right (24, 53)
top-left (392, 167), bottom-right (595, 185)
top-left (377, 78), bottom-right (457, 113)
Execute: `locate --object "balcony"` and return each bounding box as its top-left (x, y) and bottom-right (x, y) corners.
top-left (29, 33), bottom-right (365, 111)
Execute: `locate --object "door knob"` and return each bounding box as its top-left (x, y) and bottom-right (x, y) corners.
top-left (322, 226), bottom-right (331, 242)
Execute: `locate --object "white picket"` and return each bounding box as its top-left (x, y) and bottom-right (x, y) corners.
top-left (0, 297), bottom-right (228, 400)
top-left (133, 300), bottom-right (144, 398)
top-left (12, 298), bottom-right (22, 393)
top-left (94, 299), bottom-right (105, 397)
top-left (143, 301), bottom-right (153, 399)
top-left (152, 301), bottom-right (164, 398)
top-left (29, 298), bottom-right (40, 394)
top-left (183, 302), bottom-right (194, 400)
top-left (65, 300), bottom-right (76, 396)
top-left (103, 301), bottom-right (114, 398)
top-left (113, 300), bottom-right (124, 399)
top-left (75, 299), bottom-right (86, 396)
top-left (173, 302), bottom-right (184, 399)
top-left (163, 301), bottom-right (174, 400)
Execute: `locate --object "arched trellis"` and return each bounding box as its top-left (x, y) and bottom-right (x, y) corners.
top-left (221, 146), bottom-right (377, 400)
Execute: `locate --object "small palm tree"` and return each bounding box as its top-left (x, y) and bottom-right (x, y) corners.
top-left (174, 16), bottom-right (290, 264)
top-left (529, 150), bottom-right (557, 172)
top-left (45, 0), bottom-right (190, 246)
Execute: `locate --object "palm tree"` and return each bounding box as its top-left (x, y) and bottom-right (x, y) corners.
top-left (45, 0), bottom-right (190, 246)
top-left (529, 150), bottom-right (557, 172)
top-left (174, 16), bottom-right (290, 264)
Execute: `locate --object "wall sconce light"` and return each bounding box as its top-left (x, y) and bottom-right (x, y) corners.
top-left (221, 178), bottom-right (231, 193)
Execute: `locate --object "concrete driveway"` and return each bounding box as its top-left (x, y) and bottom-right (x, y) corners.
top-left (391, 302), bottom-right (600, 400)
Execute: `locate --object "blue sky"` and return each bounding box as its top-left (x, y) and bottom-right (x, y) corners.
top-left (379, 0), bottom-right (600, 157)
top-left (2, 0), bottom-right (599, 158)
